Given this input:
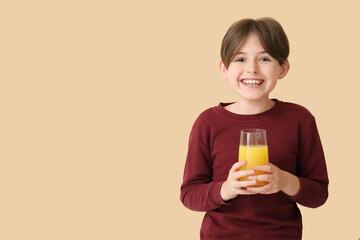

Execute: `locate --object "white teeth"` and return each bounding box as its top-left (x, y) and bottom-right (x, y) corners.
top-left (242, 79), bottom-right (262, 85)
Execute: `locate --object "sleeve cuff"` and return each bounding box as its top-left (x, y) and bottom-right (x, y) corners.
top-left (209, 181), bottom-right (234, 207)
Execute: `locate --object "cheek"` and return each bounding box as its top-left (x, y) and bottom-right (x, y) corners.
top-left (226, 69), bottom-right (237, 80)
top-left (264, 68), bottom-right (281, 79)
top-left (228, 67), bottom-right (244, 77)
top-left (262, 64), bottom-right (282, 76)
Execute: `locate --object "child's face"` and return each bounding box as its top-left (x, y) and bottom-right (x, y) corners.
top-left (220, 33), bottom-right (289, 104)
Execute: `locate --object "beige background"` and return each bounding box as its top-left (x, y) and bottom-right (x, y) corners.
top-left (1, 0), bottom-right (359, 239)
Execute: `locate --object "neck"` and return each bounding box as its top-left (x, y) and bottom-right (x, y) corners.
top-left (235, 98), bottom-right (275, 115)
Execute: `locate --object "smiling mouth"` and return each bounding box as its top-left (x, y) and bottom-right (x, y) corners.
top-left (240, 79), bottom-right (264, 86)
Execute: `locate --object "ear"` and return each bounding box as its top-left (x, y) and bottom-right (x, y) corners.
top-left (219, 60), bottom-right (228, 79)
top-left (278, 59), bottom-right (290, 79)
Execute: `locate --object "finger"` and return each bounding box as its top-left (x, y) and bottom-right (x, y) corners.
top-left (246, 186), bottom-right (264, 194)
top-left (247, 184), bottom-right (272, 194)
top-left (229, 161), bottom-right (246, 174)
top-left (254, 164), bottom-right (272, 173)
top-left (248, 174), bottom-right (271, 182)
top-left (232, 169), bottom-right (255, 180)
top-left (231, 183), bottom-right (258, 195)
top-left (237, 188), bottom-right (258, 195)
top-left (234, 179), bottom-right (258, 188)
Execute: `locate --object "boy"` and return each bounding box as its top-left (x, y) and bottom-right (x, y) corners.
top-left (180, 17), bottom-right (329, 240)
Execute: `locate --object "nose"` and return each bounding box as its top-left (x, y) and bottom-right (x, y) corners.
top-left (246, 60), bottom-right (258, 74)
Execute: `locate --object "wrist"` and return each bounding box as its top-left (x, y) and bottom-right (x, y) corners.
top-left (220, 181), bottom-right (234, 202)
top-left (281, 171), bottom-right (300, 197)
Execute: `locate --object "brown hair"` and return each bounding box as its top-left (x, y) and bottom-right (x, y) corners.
top-left (220, 17), bottom-right (289, 69)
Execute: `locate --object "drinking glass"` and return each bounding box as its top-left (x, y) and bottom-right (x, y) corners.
top-left (238, 129), bottom-right (269, 187)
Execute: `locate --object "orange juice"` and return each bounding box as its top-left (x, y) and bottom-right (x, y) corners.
top-left (238, 145), bottom-right (269, 187)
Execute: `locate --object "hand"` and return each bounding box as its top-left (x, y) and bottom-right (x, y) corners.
top-left (246, 163), bottom-right (300, 196)
top-left (220, 161), bottom-right (258, 201)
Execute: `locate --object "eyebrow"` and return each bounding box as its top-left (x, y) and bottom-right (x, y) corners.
top-left (235, 51), bottom-right (268, 55)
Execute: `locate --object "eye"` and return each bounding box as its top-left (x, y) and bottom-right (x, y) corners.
top-left (259, 57), bottom-right (270, 62)
top-left (235, 58), bottom-right (245, 63)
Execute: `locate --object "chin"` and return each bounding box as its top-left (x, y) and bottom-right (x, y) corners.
top-left (238, 94), bottom-right (267, 102)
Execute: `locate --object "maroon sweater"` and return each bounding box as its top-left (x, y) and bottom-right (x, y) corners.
top-left (180, 100), bottom-right (329, 240)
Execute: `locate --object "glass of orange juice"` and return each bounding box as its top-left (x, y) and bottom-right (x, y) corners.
top-left (238, 129), bottom-right (269, 187)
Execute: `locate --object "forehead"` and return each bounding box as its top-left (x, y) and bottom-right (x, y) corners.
top-left (236, 33), bottom-right (265, 53)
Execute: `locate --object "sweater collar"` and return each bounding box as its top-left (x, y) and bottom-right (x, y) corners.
top-left (216, 99), bottom-right (283, 122)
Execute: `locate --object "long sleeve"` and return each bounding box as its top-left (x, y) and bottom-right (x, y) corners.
top-left (289, 118), bottom-right (329, 208)
top-left (180, 126), bottom-right (229, 211)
